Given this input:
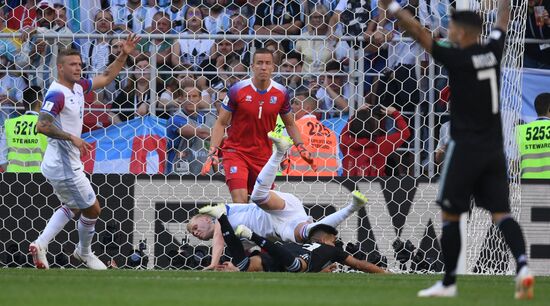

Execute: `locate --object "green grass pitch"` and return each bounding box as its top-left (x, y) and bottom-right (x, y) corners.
top-left (1, 269), bottom-right (548, 306)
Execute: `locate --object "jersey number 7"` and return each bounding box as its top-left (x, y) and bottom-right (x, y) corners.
top-left (477, 68), bottom-right (499, 114)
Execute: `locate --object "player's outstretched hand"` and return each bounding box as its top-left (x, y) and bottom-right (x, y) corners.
top-left (122, 33), bottom-right (140, 55)
top-left (320, 263), bottom-right (338, 273)
top-left (295, 143), bottom-right (318, 171)
top-left (214, 262), bottom-right (239, 272)
top-left (71, 135), bottom-right (93, 157)
top-left (200, 147), bottom-right (220, 175)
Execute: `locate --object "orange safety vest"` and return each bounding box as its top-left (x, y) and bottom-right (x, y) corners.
top-left (284, 115), bottom-right (339, 176)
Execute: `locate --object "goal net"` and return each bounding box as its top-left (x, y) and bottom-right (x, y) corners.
top-left (0, 0), bottom-right (544, 274)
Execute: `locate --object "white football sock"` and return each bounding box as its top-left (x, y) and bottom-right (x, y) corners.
top-left (35, 205), bottom-right (74, 248)
top-left (302, 204), bottom-right (356, 239)
top-left (250, 149), bottom-right (284, 204)
top-left (77, 216), bottom-right (97, 256)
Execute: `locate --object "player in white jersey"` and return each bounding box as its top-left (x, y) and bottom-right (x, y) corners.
top-left (29, 34), bottom-right (140, 270)
top-left (187, 132), bottom-right (368, 270)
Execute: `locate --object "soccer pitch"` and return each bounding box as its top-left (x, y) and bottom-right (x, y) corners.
top-left (1, 270), bottom-right (548, 306)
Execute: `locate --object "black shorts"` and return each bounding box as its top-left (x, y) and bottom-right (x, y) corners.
top-left (437, 141), bottom-right (511, 214)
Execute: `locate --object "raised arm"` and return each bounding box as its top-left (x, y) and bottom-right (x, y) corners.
top-left (91, 33), bottom-right (140, 90)
top-left (378, 0), bottom-right (434, 54)
top-left (495, 0), bottom-right (511, 31)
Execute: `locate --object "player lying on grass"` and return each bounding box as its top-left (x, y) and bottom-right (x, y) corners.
top-left (199, 203), bottom-right (386, 273)
top-left (188, 132), bottom-right (368, 269)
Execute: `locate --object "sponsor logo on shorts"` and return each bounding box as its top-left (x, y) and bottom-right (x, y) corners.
top-left (442, 199), bottom-right (451, 208)
top-left (230, 166), bottom-right (237, 174)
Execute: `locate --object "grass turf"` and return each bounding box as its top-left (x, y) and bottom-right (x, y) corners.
top-left (1, 269), bottom-right (548, 306)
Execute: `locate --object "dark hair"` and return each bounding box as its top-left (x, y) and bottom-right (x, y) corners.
top-left (534, 93), bottom-right (550, 116)
top-left (133, 53), bottom-right (150, 66)
top-left (53, 3), bottom-right (66, 11)
top-left (95, 9), bottom-right (113, 22)
top-left (451, 10), bottom-right (483, 33)
top-left (252, 48), bottom-right (274, 63)
top-left (183, 6), bottom-right (205, 32)
top-left (285, 51), bottom-right (303, 63)
top-left (23, 86), bottom-right (43, 110)
top-left (307, 224), bottom-right (338, 241)
top-left (349, 107), bottom-right (383, 139)
top-left (325, 60), bottom-right (342, 72)
top-left (153, 11), bottom-right (170, 20)
top-left (56, 48), bottom-right (81, 65)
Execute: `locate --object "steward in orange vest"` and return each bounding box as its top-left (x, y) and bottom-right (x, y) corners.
top-left (283, 97), bottom-right (339, 176)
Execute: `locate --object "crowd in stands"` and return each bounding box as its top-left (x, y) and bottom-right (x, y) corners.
top-left (0, 0), bottom-right (549, 176)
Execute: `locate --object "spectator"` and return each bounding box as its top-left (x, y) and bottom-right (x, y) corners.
top-left (303, 0), bottom-right (341, 14)
top-left (166, 86), bottom-right (215, 175)
top-left (295, 4), bottom-right (350, 74)
top-left (53, 3), bottom-right (68, 30)
top-left (0, 86), bottom-right (47, 172)
top-left (16, 1), bottom-right (73, 88)
top-left (111, 0), bottom-right (157, 33)
top-left (328, 0), bottom-right (375, 44)
top-left (378, 6), bottom-right (424, 112)
top-left (264, 39), bottom-right (285, 66)
top-left (158, 76), bottom-right (179, 118)
top-left (110, 54), bottom-right (152, 122)
top-left (139, 11), bottom-right (176, 70)
top-left (202, 35), bottom-right (238, 88)
top-left (159, 76), bottom-right (179, 102)
top-left (80, 10), bottom-right (115, 79)
top-left (171, 5), bottom-right (215, 70)
top-left (50, 3), bottom-right (73, 49)
top-left (0, 3), bottom-right (22, 57)
top-left (202, 0), bottom-right (231, 34)
top-left (340, 104), bottom-right (411, 176)
top-left (0, 5), bottom-right (25, 127)
top-left (275, 51), bottom-right (303, 91)
top-left (221, 57), bottom-right (248, 89)
top-left (7, 0), bottom-right (37, 30)
top-left (253, 0), bottom-right (304, 51)
top-left (228, 13), bottom-right (252, 65)
top-left (283, 96), bottom-right (339, 176)
top-left (516, 93), bottom-right (550, 178)
top-left (524, 0), bottom-right (550, 68)
top-left (310, 60), bottom-right (350, 117)
top-left (159, 0), bottom-right (188, 32)
top-left (102, 37), bottom-right (132, 104)
top-left (0, 53), bottom-right (27, 128)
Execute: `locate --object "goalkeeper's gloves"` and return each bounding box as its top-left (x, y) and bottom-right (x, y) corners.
top-left (200, 146), bottom-right (220, 175)
top-left (294, 143), bottom-right (318, 171)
